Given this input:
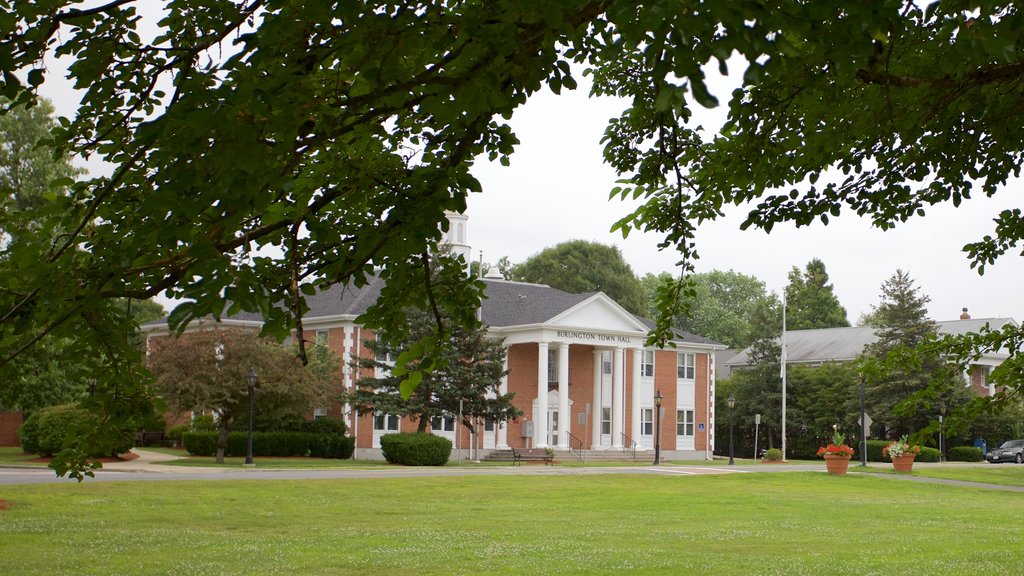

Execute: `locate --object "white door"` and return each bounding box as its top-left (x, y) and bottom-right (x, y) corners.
top-left (483, 418), bottom-right (496, 449)
top-left (372, 413), bottom-right (399, 448)
top-left (548, 409), bottom-right (559, 447)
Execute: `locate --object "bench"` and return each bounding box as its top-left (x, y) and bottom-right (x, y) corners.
top-left (135, 431), bottom-right (165, 447)
top-left (512, 447), bottom-right (554, 466)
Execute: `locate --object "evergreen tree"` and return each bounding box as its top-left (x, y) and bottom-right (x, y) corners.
top-left (723, 296), bottom-right (783, 452)
top-left (785, 259), bottom-right (849, 330)
top-left (349, 307), bottom-right (521, 434)
top-left (862, 270), bottom-right (961, 438)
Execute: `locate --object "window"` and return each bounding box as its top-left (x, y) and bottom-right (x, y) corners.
top-left (676, 410), bottom-right (694, 436)
top-left (641, 350), bottom-right (655, 378)
top-left (374, 334), bottom-right (395, 363)
top-left (315, 329), bottom-right (329, 347)
top-left (601, 407), bottom-right (611, 435)
top-left (313, 406), bottom-right (327, 419)
top-left (373, 413), bottom-right (399, 432)
top-left (602, 351), bottom-right (612, 375)
top-left (547, 348), bottom-right (557, 383)
top-left (641, 408), bottom-right (653, 435)
top-left (430, 415), bottom-right (456, 432)
top-left (484, 417), bottom-right (495, 432)
top-left (677, 352), bottom-right (695, 380)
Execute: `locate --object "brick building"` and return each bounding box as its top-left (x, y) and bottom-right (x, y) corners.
top-left (145, 213), bottom-right (725, 459)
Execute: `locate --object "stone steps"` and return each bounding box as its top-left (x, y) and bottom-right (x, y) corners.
top-left (483, 449), bottom-right (645, 463)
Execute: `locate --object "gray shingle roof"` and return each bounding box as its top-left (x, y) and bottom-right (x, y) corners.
top-left (725, 317), bottom-right (1018, 367)
top-left (145, 276), bottom-right (723, 347)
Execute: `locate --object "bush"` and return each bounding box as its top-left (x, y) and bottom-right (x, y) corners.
top-left (948, 446), bottom-right (984, 462)
top-left (380, 433), bottom-right (452, 466)
top-left (182, 430), bottom-right (354, 459)
top-left (916, 446), bottom-right (941, 462)
top-left (764, 448), bottom-right (783, 462)
top-left (18, 404), bottom-right (134, 457)
top-left (166, 424), bottom-right (189, 446)
top-left (191, 415), bottom-right (216, 431)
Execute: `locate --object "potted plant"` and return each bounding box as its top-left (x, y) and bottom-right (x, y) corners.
top-left (816, 425), bottom-right (855, 475)
top-left (882, 434), bottom-right (921, 472)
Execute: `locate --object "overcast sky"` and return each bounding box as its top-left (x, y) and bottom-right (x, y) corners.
top-left (37, 36), bottom-right (1022, 327)
top-left (467, 75), bottom-right (1024, 326)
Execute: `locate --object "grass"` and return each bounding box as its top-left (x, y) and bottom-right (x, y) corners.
top-left (2, 472), bottom-right (1023, 575)
top-left (0, 447), bottom-right (45, 467)
top-left (858, 463), bottom-right (1024, 487)
top-left (161, 455), bottom-right (393, 469)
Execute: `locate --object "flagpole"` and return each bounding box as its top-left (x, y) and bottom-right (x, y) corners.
top-left (781, 294), bottom-right (787, 462)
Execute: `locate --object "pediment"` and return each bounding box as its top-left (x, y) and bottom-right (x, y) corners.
top-left (549, 294), bottom-right (648, 334)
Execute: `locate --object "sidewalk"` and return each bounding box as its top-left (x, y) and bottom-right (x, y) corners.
top-left (100, 449), bottom-right (232, 474)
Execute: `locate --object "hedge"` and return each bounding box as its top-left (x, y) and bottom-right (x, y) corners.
top-left (182, 431), bottom-right (354, 459)
top-left (380, 433), bottom-right (451, 466)
top-left (948, 446), bottom-right (984, 462)
top-left (863, 440), bottom-right (942, 462)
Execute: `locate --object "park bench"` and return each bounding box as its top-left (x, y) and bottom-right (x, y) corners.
top-left (511, 447), bottom-right (554, 466)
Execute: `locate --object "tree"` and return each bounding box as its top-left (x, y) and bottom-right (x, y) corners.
top-left (862, 270), bottom-right (964, 438)
top-left (674, 270), bottom-right (772, 348)
top-left (348, 306), bottom-right (521, 435)
top-left (511, 240), bottom-right (646, 314)
top-left (4, 2), bottom-right (1023, 477)
top-left (785, 259), bottom-right (849, 330)
top-left (0, 96), bottom-right (79, 217)
top-left (722, 296), bottom-right (783, 453)
top-left (147, 329), bottom-right (336, 463)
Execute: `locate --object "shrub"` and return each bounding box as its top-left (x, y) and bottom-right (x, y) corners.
top-left (182, 430), bottom-right (354, 459)
top-left (916, 446), bottom-right (941, 462)
top-left (948, 446), bottom-right (984, 462)
top-left (380, 433), bottom-right (451, 466)
top-left (191, 415), bottom-right (216, 431)
top-left (18, 404), bottom-right (134, 457)
top-left (166, 424), bottom-right (189, 446)
top-left (764, 448), bottom-right (783, 462)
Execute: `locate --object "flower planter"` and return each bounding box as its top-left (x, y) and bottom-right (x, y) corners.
top-left (891, 453), bottom-right (916, 472)
top-left (824, 454), bottom-right (851, 475)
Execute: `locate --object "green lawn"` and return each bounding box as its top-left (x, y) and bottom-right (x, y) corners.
top-left (859, 463), bottom-right (1024, 487)
top-left (0, 447), bottom-right (44, 467)
top-left (2, 472), bottom-right (1022, 575)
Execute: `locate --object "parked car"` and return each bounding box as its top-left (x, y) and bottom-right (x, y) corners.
top-left (985, 440), bottom-right (1024, 463)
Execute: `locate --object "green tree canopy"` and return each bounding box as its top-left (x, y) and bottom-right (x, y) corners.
top-left (147, 329), bottom-right (336, 463)
top-left (4, 1), bottom-right (1023, 477)
top-left (785, 259), bottom-right (850, 330)
top-left (511, 240), bottom-right (645, 315)
top-left (644, 270), bottom-right (772, 348)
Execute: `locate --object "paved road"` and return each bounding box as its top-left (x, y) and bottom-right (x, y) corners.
top-left (2, 450), bottom-right (1020, 491)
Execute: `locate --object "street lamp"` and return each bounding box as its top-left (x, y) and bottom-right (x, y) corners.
top-left (727, 393), bottom-right (736, 466)
top-left (939, 402), bottom-right (947, 463)
top-left (653, 390), bottom-right (664, 465)
top-left (245, 367), bottom-right (257, 466)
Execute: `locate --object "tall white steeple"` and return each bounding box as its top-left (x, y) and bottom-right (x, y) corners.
top-left (443, 211), bottom-right (471, 264)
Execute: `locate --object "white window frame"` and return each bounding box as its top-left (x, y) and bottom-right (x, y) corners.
top-left (430, 415), bottom-right (456, 433)
top-left (315, 329), bottom-right (329, 347)
top-left (373, 413), bottom-right (400, 432)
top-left (313, 405), bottom-right (327, 419)
top-left (676, 409), bottom-right (695, 437)
top-left (601, 407), bottom-right (611, 435)
top-left (677, 352), bottom-right (695, 380)
top-left (641, 408), bottom-right (654, 436)
top-left (641, 350), bottom-right (655, 378)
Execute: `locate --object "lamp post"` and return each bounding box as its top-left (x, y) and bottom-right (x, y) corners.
top-left (653, 390), bottom-right (663, 465)
top-left (245, 367), bottom-right (257, 466)
top-left (727, 393), bottom-right (736, 466)
top-left (939, 402), bottom-right (947, 463)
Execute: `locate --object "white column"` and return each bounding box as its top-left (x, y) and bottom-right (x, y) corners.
top-left (611, 347), bottom-right (624, 449)
top-left (535, 341), bottom-right (549, 448)
top-left (631, 348), bottom-right (642, 448)
top-left (558, 342), bottom-right (570, 449)
top-left (497, 353), bottom-right (509, 449)
top-left (592, 351), bottom-right (602, 449)
top-left (342, 325), bottom-right (355, 430)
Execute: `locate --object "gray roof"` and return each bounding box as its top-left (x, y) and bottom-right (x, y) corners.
top-left (146, 276), bottom-right (723, 347)
top-left (725, 318), bottom-right (1018, 367)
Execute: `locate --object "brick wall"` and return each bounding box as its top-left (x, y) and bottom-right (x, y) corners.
top-left (0, 411), bottom-right (23, 447)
